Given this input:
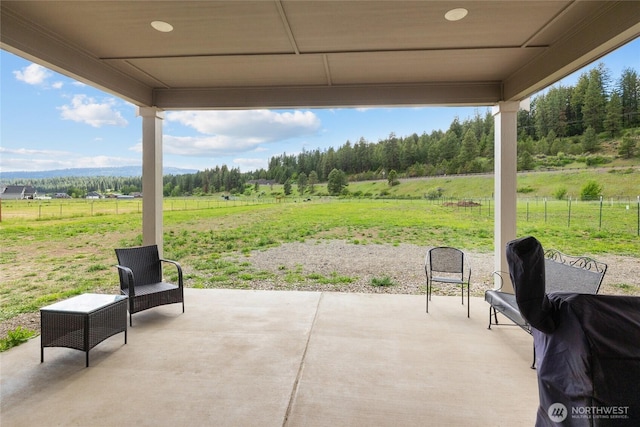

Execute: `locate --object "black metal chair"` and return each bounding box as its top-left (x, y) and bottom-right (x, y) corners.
top-left (115, 244), bottom-right (184, 326)
top-left (425, 247), bottom-right (471, 317)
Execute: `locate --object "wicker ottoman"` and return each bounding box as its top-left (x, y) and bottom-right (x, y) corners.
top-left (41, 293), bottom-right (127, 367)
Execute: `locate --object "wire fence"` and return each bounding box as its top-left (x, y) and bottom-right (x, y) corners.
top-left (430, 196), bottom-right (640, 236)
top-left (1, 195), bottom-right (639, 236)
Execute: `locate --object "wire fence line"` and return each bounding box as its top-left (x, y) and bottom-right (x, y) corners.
top-left (426, 196), bottom-right (640, 236)
top-left (1, 195), bottom-right (639, 236)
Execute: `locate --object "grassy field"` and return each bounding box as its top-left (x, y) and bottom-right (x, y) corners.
top-left (1, 168), bottom-right (639, 333)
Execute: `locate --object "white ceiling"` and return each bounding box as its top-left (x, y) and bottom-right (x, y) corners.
top-left (1, 1), bottom-right (639, 109)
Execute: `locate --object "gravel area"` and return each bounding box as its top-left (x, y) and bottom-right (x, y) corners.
top-left (2, 239), bottom-right (638, 340)
top-left (237, 240), bottom-right (639, 296)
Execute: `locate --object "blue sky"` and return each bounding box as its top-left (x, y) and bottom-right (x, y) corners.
top-left (1, 38), bottom-right (638, 174)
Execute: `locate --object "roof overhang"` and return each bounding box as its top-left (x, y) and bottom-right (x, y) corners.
top-left (1, 1), bottom-right (639, 110)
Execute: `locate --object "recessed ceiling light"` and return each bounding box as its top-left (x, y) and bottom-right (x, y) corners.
top-left (445, 8), bottom-right (468, 22)
top-left (151, 21), bottom-right (173, 32)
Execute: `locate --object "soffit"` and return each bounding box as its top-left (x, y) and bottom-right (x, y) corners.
top-left (1, 1), bottom-right (638, 109)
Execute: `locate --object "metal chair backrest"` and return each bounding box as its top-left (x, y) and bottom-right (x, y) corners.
top-left (427, 246), bottom-right (465, 279)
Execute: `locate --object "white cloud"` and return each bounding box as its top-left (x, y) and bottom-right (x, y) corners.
top-left (52, 81), bottom-right (64, 89)
top-left (58, 94), bottom-right (128, 128)
top-left (13, 63), bottom-right (51, 85)
top-left (163, 110), bottom-right (321, 156)
top-left (0, 147), bottom-right (139, 172)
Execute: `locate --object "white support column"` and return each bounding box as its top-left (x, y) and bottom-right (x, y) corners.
top-left (492, 101), bottom-right (520, 293)
top-left (137, 107), bottom-right (164, 256)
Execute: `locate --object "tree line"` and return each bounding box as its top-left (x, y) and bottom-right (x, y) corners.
top-left (258, 65), bottom-right (638, 186)
top-left (5, 65), bottom-right (638, 198)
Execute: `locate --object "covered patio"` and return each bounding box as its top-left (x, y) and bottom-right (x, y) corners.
top-left (2, 289), bottom-right (538, 426)
top-left (1, 2), bottom-right (638, 425)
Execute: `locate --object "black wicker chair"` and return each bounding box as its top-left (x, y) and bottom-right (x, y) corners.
top-left (115, 244), bottom-right (184, 326)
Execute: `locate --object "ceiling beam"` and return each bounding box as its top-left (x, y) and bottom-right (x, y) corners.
top-left (153, 82), bottom-right (502, 110)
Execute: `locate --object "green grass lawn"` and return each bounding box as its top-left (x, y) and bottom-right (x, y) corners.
top-left (1, 168), bottom-right (638, 331)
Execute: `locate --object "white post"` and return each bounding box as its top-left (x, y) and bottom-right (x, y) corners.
top-left (492, 101), bottom-right (521, 292)
top-left (137, 107), bottom-right (164, 256)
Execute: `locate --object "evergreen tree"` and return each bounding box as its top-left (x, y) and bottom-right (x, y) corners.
top-left (582, 65), bottom-right (608, 132)
top-left (618, 132), bottom-right (637, 159)
top-left (459, 129), bottom-right (479, 163)
top-left (570, 73), bottom-right (590, 135)
top-left (297, 172), bottom-right (307, 195)
top-left (308, 170), bottom-right (318, 194)
top-left (283, 179), bottom-right (292, 195)
top-left (604, 91), bottom-right (623, 137)
top-left (582, 126), bottom-right (599, 153)
top-left (518, 151), bottom-right (535, 171)
top-left (327, 169), bottom-right (347, 195)
top-left (387, 169), bottom-right (399, 186)
top-left (619, 68), bottom-right (640, 128)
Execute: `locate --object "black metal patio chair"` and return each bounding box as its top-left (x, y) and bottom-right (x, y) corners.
top-left (425, 246), bottom-right (471, 317)
top-left (115, 244), bottom-right (184, 326)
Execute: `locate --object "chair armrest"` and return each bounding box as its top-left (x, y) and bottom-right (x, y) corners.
top-left (160, 259), bottom-right (183, 287)
top-left (491, 271), bottom-right (507, 291)
top-left (115, 264), bottom-right (135, 294)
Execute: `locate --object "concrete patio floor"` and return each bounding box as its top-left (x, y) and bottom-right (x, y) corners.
top-left (1, 289), bottom-right (538, 426)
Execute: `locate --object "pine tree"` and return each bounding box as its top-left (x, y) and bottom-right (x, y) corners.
top-left (308, 171), bottom-right (318, 194)
top-left (297, 172), bottom-right (307, 195)
top-left (618, 132), bottom-right (637, 159)
top-left (604, 91), bottom-right (623, 137)
top-left (619, 68), bottom-right (640, 128)
top-left (582, 66), bottom-right (608, 132)
top-left (582, 126), bottom-right (599, 153)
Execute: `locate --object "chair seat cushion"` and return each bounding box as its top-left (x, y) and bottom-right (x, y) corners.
top-left (122, 282), bottom-right (179, 297)
top-left (485, 290), bottom-right (528, 328)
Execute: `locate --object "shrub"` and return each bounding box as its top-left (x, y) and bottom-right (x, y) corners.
top-left (553, 187), bottom-right (568, 200)
top-left (517, 186), bottom-right (535, 194)
top-left (579, 181), bottom-right (603, 201)
top-left (425, 187), bottom-right (444, 200)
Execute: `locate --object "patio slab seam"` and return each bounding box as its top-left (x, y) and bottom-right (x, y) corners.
top-left (283, 292), bottom-right (324, 426)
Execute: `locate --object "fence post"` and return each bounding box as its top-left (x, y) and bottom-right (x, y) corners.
top-left (599, 196), bottom-right (603, 230)
top-left (637, 196), bottom-right (639, 237)
top-left (544, 198), bottom-right (547, 222)
top-left (568, 197), bottom-right (572, 228)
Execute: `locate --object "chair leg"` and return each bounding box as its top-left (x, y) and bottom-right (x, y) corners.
top-left (425, 280), bottom-right (429, 313)
top-left (426, 279), bottom-right (431, 313)
top-left (488, 307), bottom-right (498, 329)
top-left (466, 283), bottom-right (470, 318)
top-left (531, 344), bottom-right (537, 369)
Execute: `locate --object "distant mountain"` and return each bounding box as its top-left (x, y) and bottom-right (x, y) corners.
top-left (0, 166), bottom-right (198, 180)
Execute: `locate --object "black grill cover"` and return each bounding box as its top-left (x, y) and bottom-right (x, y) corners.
top-left (534, 293), bottom-right (640, 426)
top-left (505, 236), bottom-right (640, 426)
